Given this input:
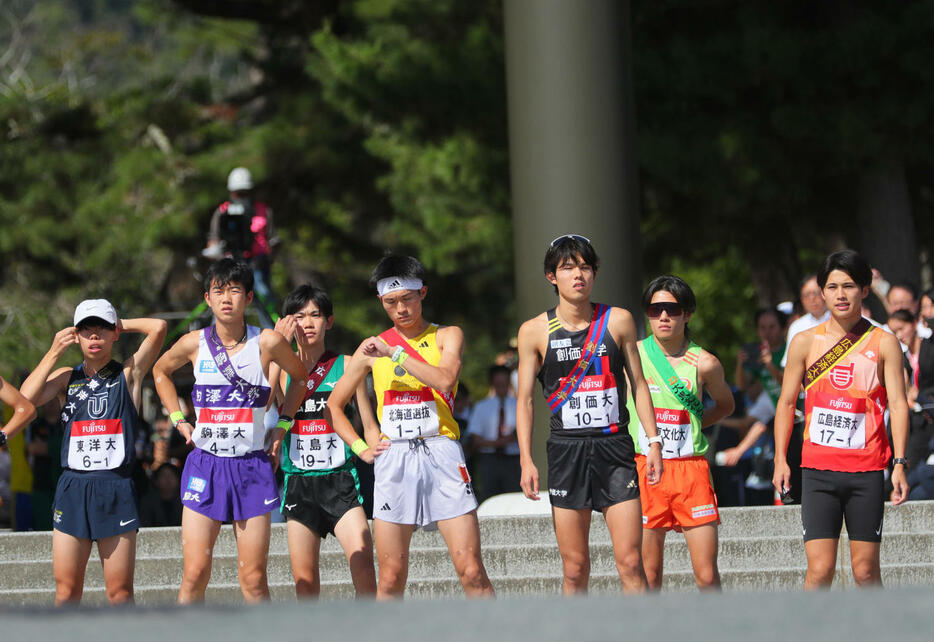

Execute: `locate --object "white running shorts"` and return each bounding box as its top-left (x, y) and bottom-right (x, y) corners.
top-left (373, 436), bottom-right (477, 530)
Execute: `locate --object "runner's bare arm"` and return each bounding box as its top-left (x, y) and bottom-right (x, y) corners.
top-left (698, 351), bottom-right (735, 428)
top-left (616, 307), bottom-right (663, 484)
top-left (772, 330), bottom-right (810, 493)
top-left (152, 331), bottom-right (200, 443)
top-left (327, 342), bottom-right (387, 464)
top-left (267, 315), bottom-right (298, 407)
top-left (516, 315), bottom-right (545, 499)
top-left (362, 325), bottom-right (464, 394)
top-left (120, 317), bottom-right (168, 409)
top-left (263, 330), bottom-right (307, 418)
top-left (347, 355), bottom-right (381, 447)
top-left (20, 328), bottom-right (81, 406)
top-left (1, 375), bottom-right (36, 441)
top-left (880, 331), bottom-right (910, 504)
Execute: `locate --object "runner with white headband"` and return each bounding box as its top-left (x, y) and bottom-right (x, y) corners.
top-left (327, 253), bottom-right (494, 598)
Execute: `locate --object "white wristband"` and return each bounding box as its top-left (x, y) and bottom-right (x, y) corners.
top-left (647, 435), bottom-right (663, 446)
top-left (390, 345), bottom-right (405, 362)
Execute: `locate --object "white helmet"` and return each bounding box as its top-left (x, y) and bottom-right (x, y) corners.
top-left (227, 167), bottom-right (253, 191)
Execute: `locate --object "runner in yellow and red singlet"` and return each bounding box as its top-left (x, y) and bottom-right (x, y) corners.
top-left (774, 249), bottom-right (909, 589)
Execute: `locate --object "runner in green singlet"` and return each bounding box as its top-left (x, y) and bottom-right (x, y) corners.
top-left (268, 285), bottom-right (379, 598)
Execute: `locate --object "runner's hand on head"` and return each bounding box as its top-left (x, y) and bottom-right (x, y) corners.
top-left (51, 327), bottom-right (78, 357)
top-left (520, 462), bottom-right (540, 500)
top-left (273, 315), bottom-right (297, 342)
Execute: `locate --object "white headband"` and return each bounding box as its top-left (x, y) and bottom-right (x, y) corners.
top-left (377, 276), bottom-right (423, 297)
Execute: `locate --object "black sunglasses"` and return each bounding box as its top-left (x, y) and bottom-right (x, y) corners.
top-left (550, 234), bottom-right (591, 247)
top-left (646, 302), bottom-right (683, 318)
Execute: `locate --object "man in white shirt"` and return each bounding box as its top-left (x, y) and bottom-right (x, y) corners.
top-left (782, 275), bottom-right (830, 368)
top-left (466, 365), bottom-right (520, 503)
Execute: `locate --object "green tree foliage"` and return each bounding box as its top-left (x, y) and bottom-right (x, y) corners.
top-left (3, 0), bottom-right (934, 394)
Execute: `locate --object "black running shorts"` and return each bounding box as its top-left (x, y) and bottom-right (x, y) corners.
top-left (546, 430), bottom-right (639, 511)
top-left (282, 470), bottom-right (362, 538)
top-left (801, 468), bottom-right (884, 543)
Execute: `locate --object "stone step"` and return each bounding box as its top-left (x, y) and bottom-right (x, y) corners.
top-left (4, 502), bottom-right (933, 563)
top-left (4, 530), bottom-right (931, 594)
top-left (8, 562), bottom-right (934, 607)
top-left (0, 533), bottom-right (811, 591)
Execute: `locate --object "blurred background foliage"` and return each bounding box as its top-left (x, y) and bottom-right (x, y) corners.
top-left (2, 0), bottom-right (933, 390)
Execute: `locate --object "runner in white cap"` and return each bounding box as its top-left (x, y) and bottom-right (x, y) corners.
top-left (20, 299), bottom-right (166, 605)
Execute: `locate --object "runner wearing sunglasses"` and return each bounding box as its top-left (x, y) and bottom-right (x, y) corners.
top-left (773, 250), bottom-right (909, 589)
top-left (625, 276), bottom-right (734, 591)
top-left (516, 234), bottom-right (663, 594)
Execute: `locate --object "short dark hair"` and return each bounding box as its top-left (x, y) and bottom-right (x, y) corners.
top-left (889, 308), bottom-right (916, 323)
top-left (369, 254), bottom-right (427, 290)
top-left (488, 364), bottom-right (511, 382)
top-left (543, 236), bottom-right (600, 277)
top-left (641, 275), bottom-right (697, 314)
top-left (282, 284), bottom-right (333, 318)
top-left (204, 257), bottom-right (254, 293)
top-left (817, 250), bottom-right (872, 289)
top-left (888, 280), bottom-right (919, 303)
top-left (754, 306), bottom-right (788, 329)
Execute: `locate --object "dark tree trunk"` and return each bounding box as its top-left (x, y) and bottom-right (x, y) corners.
top-left (857, 153), bottom-right (920, 284)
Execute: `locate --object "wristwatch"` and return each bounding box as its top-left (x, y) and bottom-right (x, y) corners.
top-left (893, 457), bottom-right (909, 468)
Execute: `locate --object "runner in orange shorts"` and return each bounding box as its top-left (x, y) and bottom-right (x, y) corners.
top-left (626, 276), bottom-right (734, 590)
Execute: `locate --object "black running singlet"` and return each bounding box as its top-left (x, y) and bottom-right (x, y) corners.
top-left (536, 306), bottom-right (631, 437)
top-left (60, 360), bottom-right (139, 478)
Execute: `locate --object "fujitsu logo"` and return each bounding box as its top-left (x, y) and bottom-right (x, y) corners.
top-left (394, 393), bottom-right (421, 404)
top-left (656, 409), bottom-right (684, 424)
top-left (211, 411), bottom-right (237, 422)
top-left (80, 423), bottom-right (108, 434)
top-left (578, 378), bottom-right (605, 391)
top-left (828, 398), bottom-right (854, 411)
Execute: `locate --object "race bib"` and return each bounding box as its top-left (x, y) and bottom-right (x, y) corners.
top-left (808, 392), bottom-right (866, 450)
top-left (68, 419), bottom-right (125, 471)
top-left (194, 407), bottom-right (255, 457)
top-left (382, 388), bottom-right (440, 441)
top-left (640, 408), bottom-right (693, 458)
top-left (289, 419), bottom-right (347, 470)
top-left (559, 374), bottom-right (619, 430)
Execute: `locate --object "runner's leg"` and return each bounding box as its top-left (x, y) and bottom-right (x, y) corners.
top-left (552, 506), bottom-right (592, 595)
top-left (603, 499), bottom-right (647, 594)
top-left (436, 510), bottom-right (494, 597)
top-left (52, 529), bottom-right (93, 605)
top-left (178, 506), bottom-right (222, 603)
top-left (849, 540), bottom-right (882, 587)
top-left (233, 512), bottom-right (272, 602)
top-left (641, 528), bottom-right (666, 590)
top-left (373, 519), bottom-right (415, 599)
top-left (333, 505), bottom-right (376, 597)
top-left (803, 539), bottom-right (838, 589)
top-left (682, 523), bottom-right (721, 590)
top-left (286, 518), bottom-right (322, 597)
top-left (97, 531), bottom-right (137, 604)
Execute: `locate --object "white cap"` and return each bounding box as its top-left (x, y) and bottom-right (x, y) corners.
top-left (227, 167), bottom-right (253, 191)
top-left (74, 299), bottom-right (118, 327)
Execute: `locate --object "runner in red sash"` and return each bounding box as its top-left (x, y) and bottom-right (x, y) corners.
top-left (773, 250), bottom-right (909, 589)
top-left (516, 235), bottom-right (663, 595)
